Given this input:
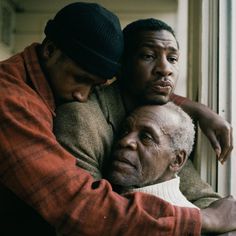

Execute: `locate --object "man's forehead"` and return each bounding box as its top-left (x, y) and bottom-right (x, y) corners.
top-left (134, 106), bottom-right (167, 120)
top-left (135, 30), bottom-right (178, 50)
top-left (129, 106), bottom-right (179, 132)
top-left (128, 108), bottom-right (165, 129)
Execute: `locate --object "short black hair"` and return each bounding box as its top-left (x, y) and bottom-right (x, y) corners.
top-left (123, 18), bottom-right (178, 60)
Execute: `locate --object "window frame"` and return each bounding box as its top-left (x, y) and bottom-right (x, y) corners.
top-left (187, 0), bottom-right (235, 197)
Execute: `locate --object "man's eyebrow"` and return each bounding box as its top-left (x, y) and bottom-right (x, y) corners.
top-left (138, 42), bottom-right (179, 52)
top-left (138, 42), bottom-right (156, 48)
top-left (167, 46), bottom-right (179, 53)
top-left (141, 121), bottom-right (169, 137)
top-left (141, 124), bottom-right (160, 138)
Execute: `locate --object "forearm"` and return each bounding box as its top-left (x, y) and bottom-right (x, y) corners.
top-left (170, 93), bottom-right (205, 120)
top-left (200, 196), bottom-right (236, 234)
top-left (1, 139), bottom-right (201, 235)
top-left (171, 93), bottom-right (233, 162)
top-left (0, 101), bottom-right (202, 236)
top-left (179, 160), bottom-right (221, 209)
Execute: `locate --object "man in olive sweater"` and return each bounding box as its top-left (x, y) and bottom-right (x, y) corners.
top-left (54, 18), bottom-right (225, 209)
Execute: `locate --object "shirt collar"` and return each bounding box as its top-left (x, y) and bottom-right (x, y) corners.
top-left (23, 43), bottom-right (56, 116)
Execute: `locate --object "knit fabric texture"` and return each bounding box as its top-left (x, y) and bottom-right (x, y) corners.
top-left (130, 177), bottom-right (199, 209)
top-left (44, 2), bottom-right (123, 79)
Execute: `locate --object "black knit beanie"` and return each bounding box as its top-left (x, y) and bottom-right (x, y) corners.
top-left (44, 2), bottom-right (123, 79)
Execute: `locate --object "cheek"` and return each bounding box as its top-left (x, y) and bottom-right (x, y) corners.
top-left (139, 148), bottom-right (158, 178)
top-left (140, 148), bottom-right (169, 184)
top-left (172, 66), bottom-right (179, 82)
top-left (135, 63), bottom-right (150, 76)
top-left (131, 69), bottom-right (150, 90)
top-left (53, 77), bottom-right (78, 101)
top-left (55, 79), bottom-right (71, 94)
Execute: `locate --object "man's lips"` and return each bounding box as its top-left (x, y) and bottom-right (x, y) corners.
top-left (112, 154), bottom-right (137, 170)
top-left (158, 80), bottom-right (173, 87)
top-left (152, 85), bottom-right (172, 94)
top-left (113, 159), bottom-right (136, 168)
top-left (149, 80), bottom-right (173, 94)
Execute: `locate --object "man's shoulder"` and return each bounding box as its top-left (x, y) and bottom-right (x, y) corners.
top-left (0, 52), bottom-right (26, 83)
top-left (54, 92), bottom-right (105, 130)
top-left (95, 80), bottom-right (126, 128)
top-left (95, 80), bottom-right (124, 111)
top-left (95, 80), bottom-right (120, 100)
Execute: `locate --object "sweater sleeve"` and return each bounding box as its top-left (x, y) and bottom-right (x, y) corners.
top-left (54, 96), bottom-right (114, 180)
top-left (0, 89), bottom-right (201, 236)
top-left (179, 160), bottom-right (221, 209)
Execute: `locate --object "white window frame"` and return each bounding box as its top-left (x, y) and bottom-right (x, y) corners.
top-left (218, 0), bottom-right (236, 197)
top-left (188, 0), bottom-right (235, 197)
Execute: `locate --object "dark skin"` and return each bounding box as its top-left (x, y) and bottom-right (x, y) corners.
top-left (108, 105), bottom-right (236, 234)
top-left (120, 29), bottom-right (232, 163)
top-left (121, 30), bottom-right (179, 107)
top-left (108, 105), bottom-right (187, 190)
top-left (39, 39), bottom-right (106, 105)
top-left (117, 30), bottom-right (235, 233)
top-left (181, 99), bottom-right (233, 163)
top-left (41, 34), bottom-right (234, 233)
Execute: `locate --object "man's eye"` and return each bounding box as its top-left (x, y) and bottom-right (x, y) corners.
top-left (167, 56), bottom-right (178, 63)
top-left (140, 132), bottom-right (154, 143)
top-left (140, 54), bottom-right (155, 61)
top-left (119, 128), bottom-right (129, 138)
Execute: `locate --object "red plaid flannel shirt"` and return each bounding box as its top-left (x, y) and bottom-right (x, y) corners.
top-left (0, 44), bottom-right (201, 236)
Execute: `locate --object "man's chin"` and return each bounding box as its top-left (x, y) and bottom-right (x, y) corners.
top-left (142, 95), bottom-right (170, 105)
top-left (108, 172), bottom-right (138, 187)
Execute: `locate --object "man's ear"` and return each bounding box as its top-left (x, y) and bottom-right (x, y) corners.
top-left (41, 39), bottom-right (57, 59)
top-left (169, 150), bottom-right (187, 173)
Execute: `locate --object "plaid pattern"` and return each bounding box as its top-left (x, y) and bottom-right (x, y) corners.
top-left (0, 44), bottom-right (201, 235)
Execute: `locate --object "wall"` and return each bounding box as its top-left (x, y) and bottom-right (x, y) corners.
top-left (13, 0), bottom-right (178, 52)
top-left (0, 0), bottom-right (187, 96)
top-left (0, 0), bottom-right (15, 60)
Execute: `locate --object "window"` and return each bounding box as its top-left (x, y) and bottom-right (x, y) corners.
top-left (188, 0), bottom-right (235, 197)
top-left (218, 0), bottom-right (236, 197)
top-left (0, 0), bottom-right (14, 47)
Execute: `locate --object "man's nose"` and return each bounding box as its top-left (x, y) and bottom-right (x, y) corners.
top-left (118, 134), bottom-right (137, 150)
top-left (72, 85), bottom-right (92, 102)
top-left (153, 58), bottom-right (172, 77)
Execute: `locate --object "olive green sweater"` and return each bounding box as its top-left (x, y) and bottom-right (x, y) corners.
top-left (54, 81), bottom-right (221, 209)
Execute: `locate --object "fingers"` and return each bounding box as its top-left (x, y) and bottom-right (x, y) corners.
top-left (220, 144), bottom-right (233, 164)
top-left (205, 125), bottom-right (233, 164)
top-left (218, 125), bottom-right (233, 164)
top-left (205, 130), bottom-right (222, 161)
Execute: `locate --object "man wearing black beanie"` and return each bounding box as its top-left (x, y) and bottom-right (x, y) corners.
top-left (44, 2), bottom-right (123, 80)
top-left (0, 2), bottom-right (202, 236)
top-left (0, 2), bottom-right (234, 236)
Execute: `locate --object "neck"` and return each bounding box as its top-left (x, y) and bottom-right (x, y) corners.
top-left (120, 83), bottom-right (139, 113)
top-left (117, 175), bottom-right (176, 194)
top-left (125, 177), bottom-right (199, 209)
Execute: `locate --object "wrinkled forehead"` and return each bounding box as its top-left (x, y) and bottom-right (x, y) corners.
top-left (129, 106), bottom-right (179, 132)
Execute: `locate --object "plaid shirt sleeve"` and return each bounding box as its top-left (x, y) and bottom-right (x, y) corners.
top-left (0, 67), bottom-right (201, 236)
